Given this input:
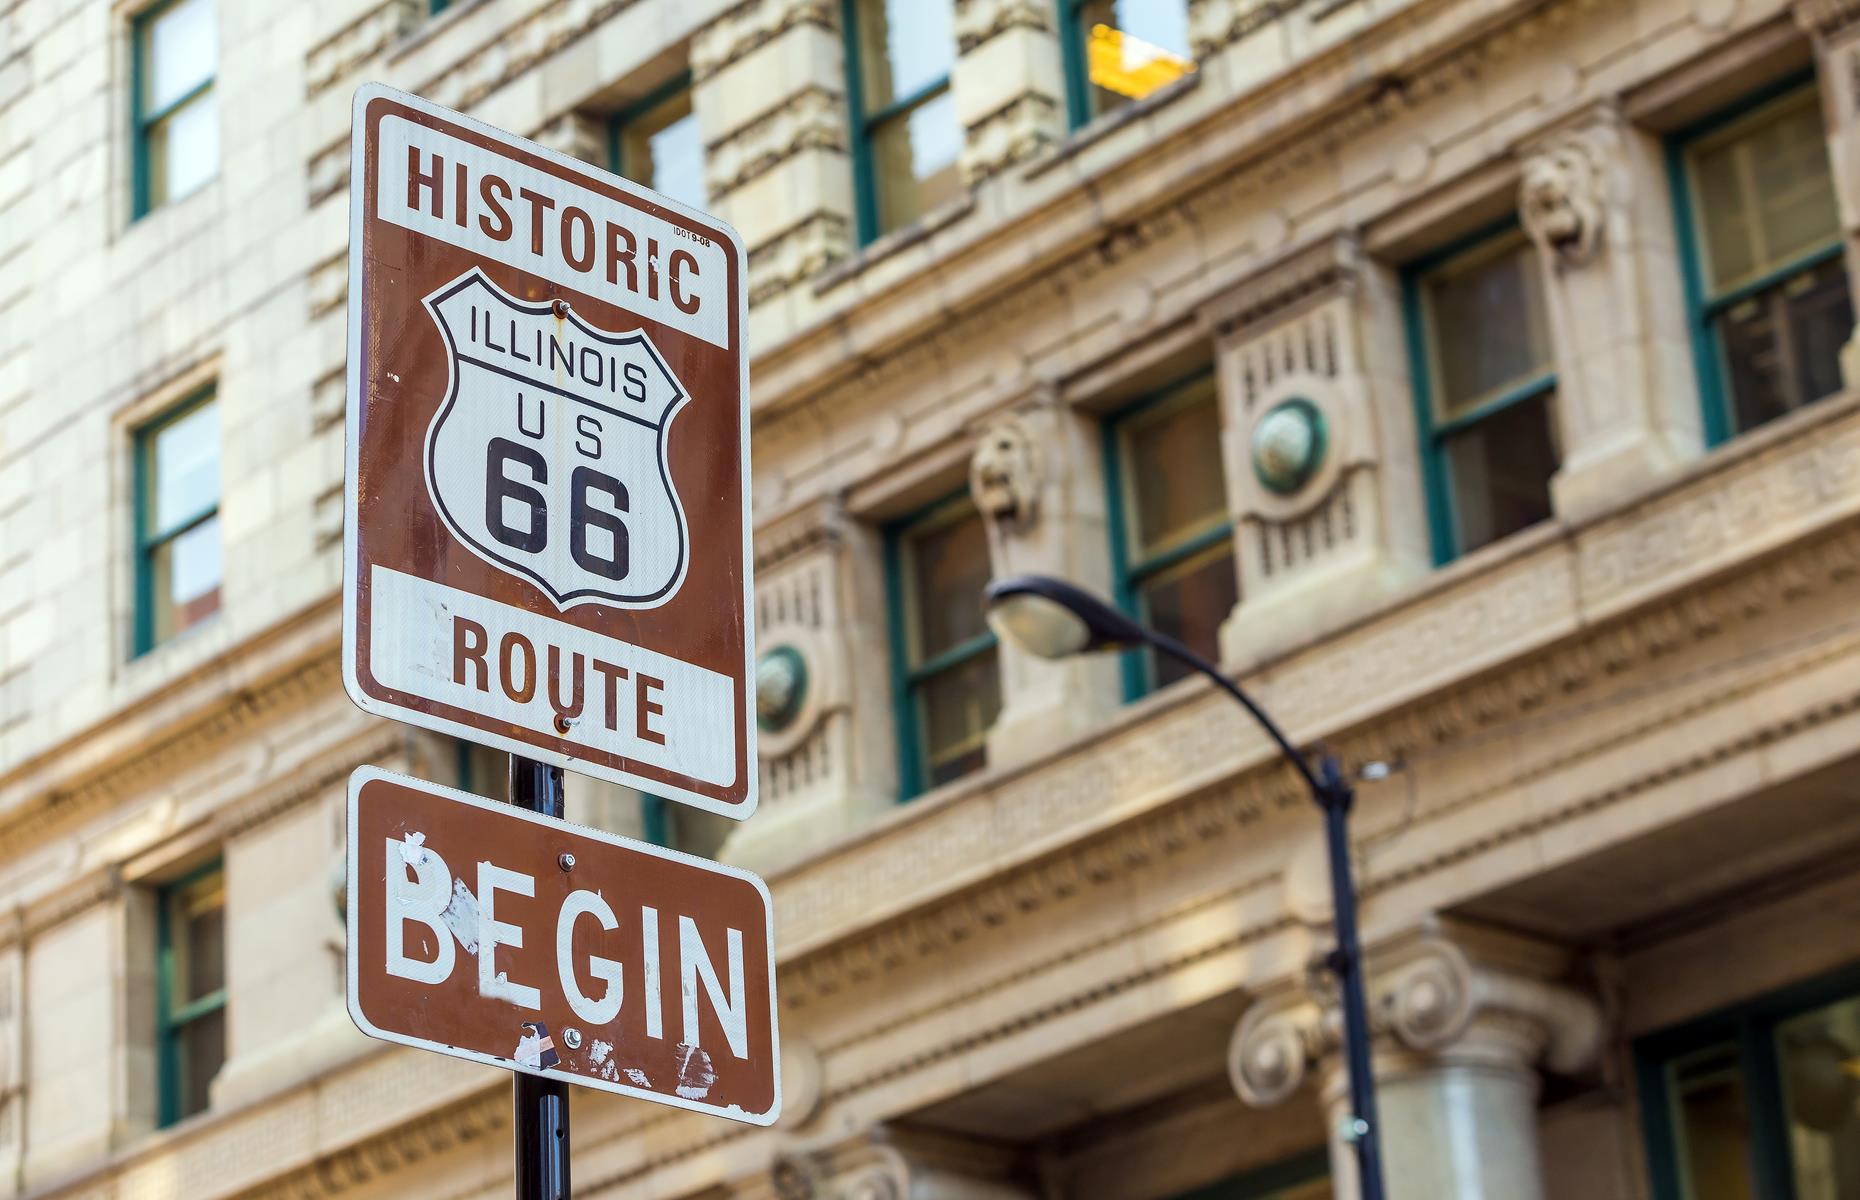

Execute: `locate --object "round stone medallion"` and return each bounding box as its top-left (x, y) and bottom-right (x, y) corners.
top-left (1251, 397), bottom-right (1328, 495)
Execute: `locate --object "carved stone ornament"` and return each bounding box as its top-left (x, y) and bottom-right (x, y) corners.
top-left (1519, 131), bottom-right (1608, 267)
top-left (1229, 924), bottom-right (1605, 1109)
top-left (969, 417), bottom-right (1041, 526)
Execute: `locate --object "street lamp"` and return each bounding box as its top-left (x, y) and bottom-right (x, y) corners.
top-left (983, 574), bottom-right (1388, 1200)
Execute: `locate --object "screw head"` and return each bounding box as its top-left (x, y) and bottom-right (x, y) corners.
top-left (558, 852), bottom-right (576, 871)
top-left (551, 298), bottom-right (570, 318)
top-left (1337, 1115), bottom-right (1370, 1143)
top-left (562, 1027), bottom-right (582, 1050)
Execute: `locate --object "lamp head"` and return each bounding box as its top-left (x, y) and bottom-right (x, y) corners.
top-left (983, 575), bottom-right (1150, 660)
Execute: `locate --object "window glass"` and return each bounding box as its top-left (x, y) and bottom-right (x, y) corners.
top-left (1692, 92), bottom-right (1841, 295)
top-left (1115, 373), bottom-right (1236, 691)
top-left (1776, 994), bottom-right (1860, 1198)
top-left (137, 0), bottom-right (217, 211)
top-left (1414, 231), bottom-right (1560, 559)
top-left (619, 84), bottom-right (706, 212)
top-left (851, 0), bottom-right (961, 239)
top-left (1669, 1042), bottom-right (1758, 1200)
top-left (1422, 234), bottom-right (1555, 422)
top-left (149, 400), bottom-right (219, 532)
top-left (1685, 87), bottom-right (1850, 437)
top-left (141, 395), bottom-right (222, 648)
top-left (855, 0), bottom-right (954, 112)
top-left (906, 505), bottom-right (993, 662)
top-left (1125, 375), bottom-right (1228, 557)
top-left (896, 502), bottom-right (1000, 792)
top-left (870, 89), bottom-right (963, 233)
top-left (1072, 0), bottom-right (1194, 120)
top-left (161, 866), bottom-right (226, 1125)
top-left (142, 0), bottom-right (215, 113)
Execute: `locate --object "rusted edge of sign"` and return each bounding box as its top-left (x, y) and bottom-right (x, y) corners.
top-left (343, 764), bottom-right (783, 1126)
top-left (338, 81), bottom-right (760, 819)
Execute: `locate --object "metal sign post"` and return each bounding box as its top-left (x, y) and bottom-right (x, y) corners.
top-left (510, 757), bottom-right (570, 1200)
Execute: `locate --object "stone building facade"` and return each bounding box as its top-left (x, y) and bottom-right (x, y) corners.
top-left (3, 0), bottom-right (1860, 1197)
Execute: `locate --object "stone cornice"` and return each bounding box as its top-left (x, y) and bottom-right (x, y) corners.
top-left (0, 600), bottom-right (344, 859)
top-left (768, 391), bottom-right (1860, 980)
top-left (1198, 233), bottom-right (1363, 340)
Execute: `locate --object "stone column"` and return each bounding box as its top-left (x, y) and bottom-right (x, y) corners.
top-left (1519, 103), bottom-right (1704, 523)
top-left (1794, 0), bottom-right (1860, 385)
top-left (1230, 920), bottom-right (1604, 1200)
top-left (970, 392), bottom-right (1121, 770)
top-left (952, 0), bottom-right (1069, 186)
top-left (693, 0), bottom-right (856, 313)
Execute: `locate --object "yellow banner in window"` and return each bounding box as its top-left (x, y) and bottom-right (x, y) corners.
top-left (1086, 24), bottom-right (1194, 101)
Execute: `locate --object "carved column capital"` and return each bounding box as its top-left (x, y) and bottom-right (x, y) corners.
top-left (1795, 0), bottom-right (1860, 39)
top-left (1229, 920), bottom-right (1605, 1109)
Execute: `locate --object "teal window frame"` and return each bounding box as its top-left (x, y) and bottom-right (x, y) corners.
top-left (1667, 72), bottom-right (1843, 449)
top-left (1401, 219), bottom-right (1558, 566)
top-left (155, 859), bottom-right (226, 1128)
top-left (132, 385), bottom-right (220, 656)
top-left (884, 492), bottom-right (998, 799)
top-left (1101, 367), bottom-right (1235, 701)
top-left (840, 0), bottom-right (955, 245)
top-left (1635, 960), bottom-right (1860, 1200)
top-left (607, 72), bottom-right (697, 190)
top-left (1056, 0), bottom-right (1095, 129)
top-left (1171, 1148), bottom-right (1330, 1198)
top-left (130, 0), bottom-right (216, 221)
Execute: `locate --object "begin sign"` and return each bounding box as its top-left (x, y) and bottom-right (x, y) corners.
top-left (346, 768), bottom-right (781, 1125)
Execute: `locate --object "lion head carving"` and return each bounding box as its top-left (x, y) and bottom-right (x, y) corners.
top-left (1519, 139), bottom-right (1605, 266)
top-left (969, 418), bottom-right (1040, 526)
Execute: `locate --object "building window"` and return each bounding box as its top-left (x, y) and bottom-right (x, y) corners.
top-left (132, 0), bottom-right (217, 218)
top-left (887, 496), bottom-right (1000, 797)
top-left (1405, 226), bottom-right (1561, 563)
top-left (612, 75), bottom-right (707, 212)
top-left (1105, 371), bottom-right (1236, 697)
top-left (1673, 82), bottom-right (1851, 443)
top-left (1637, 965), bottom-right (1860, 1200)
top-left (135, 389), bottom-right (222, 654)
top-left (843, 0), bottom-right (962, 243)
top-left (157, 863), bottom-right (226, 1127)
top-left (1058, 0), bottom-right (1195, 128)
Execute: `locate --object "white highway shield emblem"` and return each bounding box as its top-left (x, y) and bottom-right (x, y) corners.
top-left (424, 268), bottom-right (690, 608)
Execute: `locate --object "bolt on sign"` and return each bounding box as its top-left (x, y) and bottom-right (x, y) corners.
top-left (342, 84), bottom-right (756, 818)
top-left (347, 768), bottom-right (781, 1124)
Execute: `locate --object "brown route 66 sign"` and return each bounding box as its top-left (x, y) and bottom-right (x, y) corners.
top-left (342, 84), bottom-right (756, 818)
top-left (346, 768), bottom-right (780, 1123)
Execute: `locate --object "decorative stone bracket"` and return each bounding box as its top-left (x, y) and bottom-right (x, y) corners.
top-left (1229, 920), bottom-right (1604, 1108)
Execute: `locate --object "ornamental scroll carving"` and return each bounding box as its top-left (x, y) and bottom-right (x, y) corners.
top-left (1519, 127), bottom-right (1610, 267)
top-left (1229, 924), bottom-right (1605, 1108)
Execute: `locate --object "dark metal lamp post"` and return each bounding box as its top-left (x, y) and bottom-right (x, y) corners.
top-left (983, 574), bottom-right (1388, 1200)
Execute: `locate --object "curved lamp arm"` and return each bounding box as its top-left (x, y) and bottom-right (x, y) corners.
top-left (982, 574), bottom-right (1328, 799)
